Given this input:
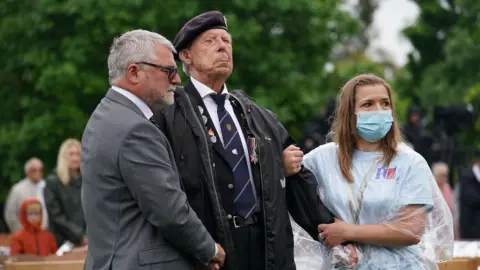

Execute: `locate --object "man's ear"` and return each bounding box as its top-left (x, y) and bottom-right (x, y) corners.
top-left (126, 63), bottom-right (141, 84)
top-left (179, 49), bottom-right (192, 65)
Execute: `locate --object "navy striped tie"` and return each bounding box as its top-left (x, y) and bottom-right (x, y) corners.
top-left (210, 94), bottom-right (257, 218)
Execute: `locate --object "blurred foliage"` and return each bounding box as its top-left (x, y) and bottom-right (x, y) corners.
top-left (0, 0), bottom-right (392, 200)
top-left (401, 0), bottom-right (480, 111)
top-left (399, 0), bottom-right (480, 169)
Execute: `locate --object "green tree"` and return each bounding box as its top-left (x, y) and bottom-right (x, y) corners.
top-left (400, 0), bottom-right (480, 177)
top-left (401, 0), bottom-right (480, 126)
top-left (0, 0), bottom-right (364, 200)
top-left (400, 0), bottom-right (459, 106)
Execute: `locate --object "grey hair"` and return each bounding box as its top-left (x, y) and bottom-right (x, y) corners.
top-left (24, 157), bottom-right (42, 173)
top-left (431, 162), bottom-right (449, 176)
top-left (108, 29), bottom-right (176, 84)
top-left (182, 62), bottom-right (190, 77)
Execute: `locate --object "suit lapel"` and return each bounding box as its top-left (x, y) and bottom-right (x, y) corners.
top-left (158, 105), bottom-right (176, 145)
top-left (183, 80), bottom-right (230, 167)
top-left (229, 93), bottom-right (258, 164)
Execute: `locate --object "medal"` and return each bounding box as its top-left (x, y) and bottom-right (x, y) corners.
top-left (248, 137), bottom-right (258, 164)
top-left (202, 115), bottom-right (208, 124)
top-left (208, 129), bottom-right (217, 143)
top-left (198, 106), bottom-right (204, 114)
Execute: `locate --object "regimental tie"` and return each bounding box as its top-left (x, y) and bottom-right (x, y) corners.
top-left (210, 93), bottom-right (258, 218)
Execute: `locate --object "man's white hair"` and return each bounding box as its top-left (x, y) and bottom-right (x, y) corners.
top-left (24, 157), bottom-right (42, 174)
top-left (108, 29), bottom-right (176, 84)
top-left (182, 62), bottom-right (190, 77)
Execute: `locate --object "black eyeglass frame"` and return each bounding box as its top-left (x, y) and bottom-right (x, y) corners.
top-left (135, 61), bottom-right (178, 80)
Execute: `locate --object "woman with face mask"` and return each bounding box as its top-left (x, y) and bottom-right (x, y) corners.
top-left (291, 74), bottom-right (454, 269)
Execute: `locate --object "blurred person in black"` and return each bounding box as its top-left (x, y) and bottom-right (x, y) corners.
top-left (402, 105), bottom-right (434, 164)
top-left (44, 138), bottom-right (86, 247)
top-left (300, 98), bottom-right (335, 153)
top-left (458, 150), bottom-right (480, 240)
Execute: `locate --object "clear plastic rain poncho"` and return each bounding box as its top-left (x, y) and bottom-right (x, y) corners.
top-left (292, 143), bottom-right (454, 270)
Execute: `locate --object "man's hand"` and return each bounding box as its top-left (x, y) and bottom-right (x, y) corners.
top-left (283, 145), bottom-right (304, 176)
top-left (210, 243), bottom-right (225, 269)
top-left (207, 263), bottom-right (220, 270)
top-left (318, 221), bottom-right (352, 247)
top-left (81, 235), bottom-right (88, 246)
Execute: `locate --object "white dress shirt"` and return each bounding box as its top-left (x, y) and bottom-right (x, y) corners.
top-left (190, 77), bottom-right (255, 194)
top-left (111, 86), bottom-right (153, 119)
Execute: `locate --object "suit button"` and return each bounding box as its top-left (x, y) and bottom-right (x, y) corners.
top-left (212, 163), bottom-right (216, 167)
top-left (228, 184), bottom-right (233, 189)
top-left (227, 214), bottom-right (232, 220)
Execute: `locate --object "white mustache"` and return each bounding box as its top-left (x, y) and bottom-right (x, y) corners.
top-left (166, 85), bottom-right (176, 92)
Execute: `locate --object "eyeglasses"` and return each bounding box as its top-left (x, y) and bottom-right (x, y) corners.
top-left (136, 62), bottom-right (178, 81)
top-left (27, 212), bottom-right (42, 217)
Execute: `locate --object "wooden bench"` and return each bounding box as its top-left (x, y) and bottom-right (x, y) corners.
top-left (3, 260), bottom-right (83, 270)
top-left (454, 257), bottom-right (480, 269)
top-left (0, 235), bottom-right (11, 248)
top-left (3, 253), bottom-right (85, 270)
top-left (438, 258), bottom-right (477, 270)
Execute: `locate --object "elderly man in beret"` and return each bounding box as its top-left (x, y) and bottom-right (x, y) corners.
top-left (152, 11), bottom-right (337, 270)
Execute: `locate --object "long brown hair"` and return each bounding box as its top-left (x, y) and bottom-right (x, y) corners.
top-left (328, 74), bottom-right (403, 183)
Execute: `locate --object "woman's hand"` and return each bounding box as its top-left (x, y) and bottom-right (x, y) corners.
top-left (318, 220), bottom-right (353, 247)
top-left (345, 244), bottom-right (359, 267)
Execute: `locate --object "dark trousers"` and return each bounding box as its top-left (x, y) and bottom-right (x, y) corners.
top-left (229, 216), bottom-right (265, 270)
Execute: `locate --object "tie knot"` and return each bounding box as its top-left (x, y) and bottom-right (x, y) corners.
top-left (211, 94), bottom-right (227, 109)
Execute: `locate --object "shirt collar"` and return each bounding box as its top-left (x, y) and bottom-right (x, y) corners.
top-left (111, 86), bottom-right (153, 119)
top-left (190, 77), bottom-right (229, 99)
top-left (26, 178), bottom-right (45, 186)
top-left (473, 164), bottom-right (480, 183)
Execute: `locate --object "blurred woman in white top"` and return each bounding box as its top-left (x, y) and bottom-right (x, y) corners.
top-left (293, 74), bottom-right (454, 269)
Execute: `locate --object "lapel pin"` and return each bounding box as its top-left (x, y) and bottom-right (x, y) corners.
top-left (208, 129), bottom-right (217, 143)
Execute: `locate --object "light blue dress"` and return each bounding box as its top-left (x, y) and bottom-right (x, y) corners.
top-left (302, 143), bottom-right (434, 270)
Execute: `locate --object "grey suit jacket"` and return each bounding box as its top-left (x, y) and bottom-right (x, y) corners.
top-left (81, 89), bottom-right (216, 270)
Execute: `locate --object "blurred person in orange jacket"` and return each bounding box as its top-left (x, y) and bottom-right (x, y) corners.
top-left (10, 199), bottom-right (57, 256)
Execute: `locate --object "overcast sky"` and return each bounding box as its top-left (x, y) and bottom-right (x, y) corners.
top-left (344, 0), bottom-right (420, 66)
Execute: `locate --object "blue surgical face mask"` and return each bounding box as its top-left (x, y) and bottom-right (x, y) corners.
top-left (356, 110), bottom-right (393, 143)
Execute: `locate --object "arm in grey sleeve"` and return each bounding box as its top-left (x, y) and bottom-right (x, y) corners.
top-left (118, 121), bottom-right (216, 265)
top-left (4, 188), bottom-right (21, 233)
